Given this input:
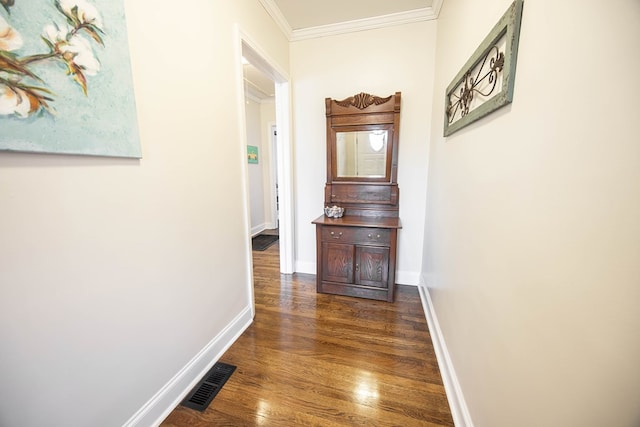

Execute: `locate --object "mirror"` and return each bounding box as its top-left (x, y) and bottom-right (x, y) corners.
top-left (325, 92), bottom-right (400, 185)
top-left (336, 130), bottom-right (388, 178)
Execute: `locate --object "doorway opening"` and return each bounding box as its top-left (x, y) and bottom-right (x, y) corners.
top-left (238, 33), bottom-right (293, 276)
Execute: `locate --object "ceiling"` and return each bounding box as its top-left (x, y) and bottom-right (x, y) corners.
top-left (243, 62), bottom-right (277, 101)
top-left (244, 0), bottom-right (442, 101)
top-left (271, 0), bottom-right (434, 31)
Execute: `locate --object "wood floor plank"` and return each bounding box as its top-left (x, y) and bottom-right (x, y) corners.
top-left (161, 243), bottom-right (453, 426)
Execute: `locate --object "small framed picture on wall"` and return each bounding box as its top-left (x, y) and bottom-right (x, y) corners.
top-left (247, 145), bottom-right (259, 164)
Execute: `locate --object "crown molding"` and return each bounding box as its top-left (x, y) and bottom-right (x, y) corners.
top-left (259, 0), bottom-right (293, 40)
top-left (291, 3), bottom-right (443, 41)
top-left (244, 80), bottom-right (275, 104)
top-left (260, 0), bottom-right (443, 42)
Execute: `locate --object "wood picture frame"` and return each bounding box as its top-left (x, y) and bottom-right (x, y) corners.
top-left (444, 0), bottom-right (524, 137)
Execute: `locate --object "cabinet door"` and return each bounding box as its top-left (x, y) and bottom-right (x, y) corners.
top-left (322, 242), bottom-right (355, 284)
top-left (355, 245), bottom-right (389, 288)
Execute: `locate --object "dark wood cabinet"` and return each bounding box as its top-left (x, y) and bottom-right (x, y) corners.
top-left (313, 215), bottom-right (401, 301)
top-left (356, 245), bottom-right (390, 288)
top-left (313, 92), bottom-right (402, 302)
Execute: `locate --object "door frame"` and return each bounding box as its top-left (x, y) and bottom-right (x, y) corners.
top-left (268, 123), bottom-right (279, 230)
top-left (236, 27), bottom-right (294, 278)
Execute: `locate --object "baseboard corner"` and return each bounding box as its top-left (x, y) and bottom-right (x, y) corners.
top-left (418, 283), bottom-right (474, 427)
top-left (122, 306), bottom-right (253, 427)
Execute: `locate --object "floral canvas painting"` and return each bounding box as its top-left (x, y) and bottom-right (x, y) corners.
top-left (0, 0), bottom-right (141, 158)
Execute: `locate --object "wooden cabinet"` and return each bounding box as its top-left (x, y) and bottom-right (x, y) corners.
top-left (313, 217), bottom-right (400, 301)
top-left (314, 92), bottom-right (402, 302)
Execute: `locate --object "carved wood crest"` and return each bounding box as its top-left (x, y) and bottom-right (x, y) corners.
top-left (335, 92), bottom-right (393, 110)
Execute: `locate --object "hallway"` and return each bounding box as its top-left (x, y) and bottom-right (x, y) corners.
top-left (162, 242), bottom-right (453, 426)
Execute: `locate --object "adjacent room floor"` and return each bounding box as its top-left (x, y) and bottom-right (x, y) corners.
top-left (161, 242), bottom-right (453, 426)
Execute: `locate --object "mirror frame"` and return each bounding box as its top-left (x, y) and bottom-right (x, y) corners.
top-left (331, 124), bottom-right (393, 182)
top-left (325, 92), bottom-right (401, 185)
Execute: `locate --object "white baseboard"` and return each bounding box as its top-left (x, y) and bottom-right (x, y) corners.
top-left (295, 260), bottom-right (316, 275)
top-left (122, 306), bottom-right (254, 427)
top-left (395, 270), bottom-right (420, 286)
top-left (251, 223), bottom-right (267, 237)
top-left (418, 281), bottom-right (474, 427)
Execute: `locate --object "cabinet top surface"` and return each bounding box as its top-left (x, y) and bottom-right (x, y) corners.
top-left (312, 214), bottom-right (402, 229)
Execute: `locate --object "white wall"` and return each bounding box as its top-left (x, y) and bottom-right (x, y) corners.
top-left (246, 98), bottom-right (277, 235)
top-left (260, 101), bottom-right (277, 229)
top-left (423, 0), bottom-right (640, 426)
top-left (246, 98), bottom-right (266, 234)
top-left (0, 1), bottom-right (289, 426)
top-left (291, 21), bottom-right (438, 282)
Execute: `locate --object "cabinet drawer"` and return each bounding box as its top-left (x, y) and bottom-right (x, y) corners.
top-left (329, 184), bottom-right (395, 205)
top-left (321, 226), bottom-right (391, 245)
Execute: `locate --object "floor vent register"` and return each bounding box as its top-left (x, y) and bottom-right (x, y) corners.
top-left (180, 362), bottom-right (237, 412)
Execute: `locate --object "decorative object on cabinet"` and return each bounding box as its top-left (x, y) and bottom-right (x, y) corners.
top-left (313, 92), bottom-right (402, 302)
top-left (444, 0), bottom-right (524, 137)
top-left (324, 205), bottom-right (345, 218)
top-left (0, 0), bottom-right (141, 158)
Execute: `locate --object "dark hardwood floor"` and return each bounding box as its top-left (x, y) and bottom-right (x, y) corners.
top-left (161, 243), bottom-right (453, 426)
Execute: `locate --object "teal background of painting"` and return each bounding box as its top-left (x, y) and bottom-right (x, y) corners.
top-left (247, 145), bottom-right (258, 164)
top-left (0, 0), bottom-right (141, 158)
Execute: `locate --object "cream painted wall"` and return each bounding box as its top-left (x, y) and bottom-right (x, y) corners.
top-left (424, 0), bottom-right (640, 426)
top-left (260, 101), bottom-right (277, 229)
top-left (246, 98), bottom-right (277, 235)
top-left (0, 1), bottom-right (289, 426)
top-left (290, 21), bottom-right (438, 282)
top-left (246, 98), bottom-right (267, 233)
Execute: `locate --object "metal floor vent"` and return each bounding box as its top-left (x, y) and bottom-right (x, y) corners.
top-left (181, 362), bottom-right (236, 412)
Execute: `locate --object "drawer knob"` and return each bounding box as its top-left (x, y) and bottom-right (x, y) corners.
top-left (330, 231), bottom-right (343, 239)
top-left (368, 233), bottom-right (381, 239)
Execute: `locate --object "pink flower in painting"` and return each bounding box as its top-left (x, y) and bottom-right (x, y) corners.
top-left (0, 15), bottom-right (23, 51)
top-left (0, 85), bottom-right (35, 118)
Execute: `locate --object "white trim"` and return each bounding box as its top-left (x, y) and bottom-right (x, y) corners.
top-left (261, 0), bottom-right (443, 42)
top-left (431, 0), bottom-right (444, 20)
top-left (294, 260), bottom-right (316, 275)
top-left (236, 29), bottom-right (295, 274)
top-left (244, 82), bottom-right (274, 104)
top-left (291, 7), bottom-right (440, 41)
top-left (251, 223), bottom-right (268, 237)
top-left (418, 278), bottom-right (474, 427)
top-left (267, 122), bottom-right (278, 230)
top-left (235, 27), bottom-right (257, 318)
top-left (238, 29), bottom-right (290, 83)
top-left (274, 82), bottom-right (294, 274)
top-left (122, 307), bottom-right (253, 427)
top-left (395, 270), bottom-right (421, 286)
top-left (258, 0), bottom-right (293, 40)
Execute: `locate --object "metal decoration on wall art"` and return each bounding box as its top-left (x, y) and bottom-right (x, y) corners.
top-left (444, 0), bottom-right (524, 137)
top-left (0, 0), bottom-right (141, 158)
